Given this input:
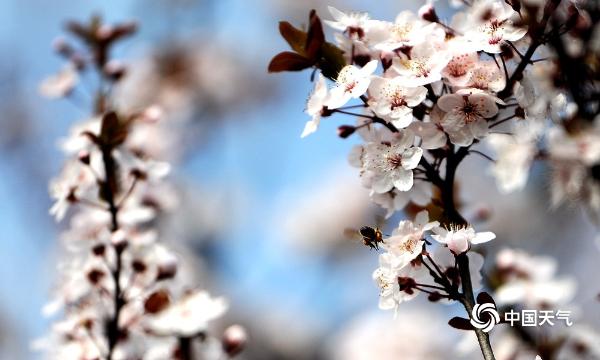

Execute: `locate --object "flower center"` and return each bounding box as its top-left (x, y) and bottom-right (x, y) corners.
top-left (461, 100), bottom-right (480, 123)
top-left (386, 153), bottom-right (403, 169)
top-left (391, 24), bottom-right (412, 42)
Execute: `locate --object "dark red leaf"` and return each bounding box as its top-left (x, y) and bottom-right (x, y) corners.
top-left (268, 52), bottom-right (313, 72)
top-left (279, 21), bottom-right (307, 55)
top-left (476, 291), bottom-right (496, 306)
top-left (306, 10), bottom-right (325, 60)
top-left (448, 317), bottom-right (475, 331)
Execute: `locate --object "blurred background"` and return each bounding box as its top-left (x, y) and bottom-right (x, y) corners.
top-left (0, 0), bottom-right (598, 359)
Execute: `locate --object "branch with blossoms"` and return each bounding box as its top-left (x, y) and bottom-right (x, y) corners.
top-left (38, 16), bottom-right (246, 360)
top-left (269, 1), bottom-right (599, 359)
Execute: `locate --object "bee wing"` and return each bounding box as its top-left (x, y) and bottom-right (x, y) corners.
top-left (343, 227), bottom-right (362, 242)
top-left (375, 214), bottom-right (387, 231)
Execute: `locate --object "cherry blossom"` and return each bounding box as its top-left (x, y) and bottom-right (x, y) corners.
top-left (431, 225), bottom-right (496, 254)
top-left (493, 249), bottom-right (576, 309)
top-left (391, 41), bottom-right (451, 87)
top-left (301, 73), bottom-right (329, 138)
top-left (325, 6), bottom-right (372, 40)
top-left (358, 130), bottom-right (423, 193)
top-left (442, 52), bottom-right (479, 87)
top-left (373, 11), bottom-right (443, 51)
top-left (371, 182), bottom-right (432, 218)
top-left (437, 92), bottom-right (499, 146)
top-left (382, 210), bottom-right (438, 266)
top-left (463, 61), bottom-right (506, 93)
top-left (372, 252), bottom-right (428, 313)
top-left (326, 60), bottom-right (378, 109)
top-left (487, 130), bottom-right (537, 193)
top-left (39, 64), bottom-right (79, 98)
top-left (146, 290), bottom-right (228, 337)
top-left (368, 76), bottom-right (427, 128)
top-left (454, 0), bottom-right (527, 53)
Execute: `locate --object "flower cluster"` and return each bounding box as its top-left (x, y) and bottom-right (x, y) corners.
top-left (270, 0), bottom-right (600, 359)
top-left (38, 16), bottom-right (245, 360)
top-left (372, 211), bottom-right (492, 313)
top-left (484, 249), bottom-right (600, 360)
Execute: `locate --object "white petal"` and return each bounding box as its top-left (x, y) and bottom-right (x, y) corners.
top-left (326, 87), bottom-right (351, 109)
top-left (361, 60), bottom-right (379, 76)
top-left (328, 6), bottom-right (346, 22)
top-left (437, 94), bottom-right (463, 112)
top-left (401, 147), bottom-right (423, 170)
top-left (301, 117), bottom-right (320, 138)
top-left (393, 169), bottom-right (414, 191)
top-left (471, 231), bottom-right (496, 244)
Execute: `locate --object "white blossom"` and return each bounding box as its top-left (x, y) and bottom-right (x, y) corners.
top-left (382, 210), bottom-right (438, 266)
top-left (391, 41), bottom-right (451, 87)
top-left (327, 60), bottom-right (378, 109)
top-left (368, 76), bottom-right (427, 128)
top-left (431, 225), bottom-right (495, 254)
top-left (146, 290), bottom-right (228, 337)
top-left (301, 73), bottom-right (329, 138)
top-left (357, 129), bottom-right (423, 193)
top-left (39, 65), bottom-right (79, 98)
top-left (453, 0), bottom-right (527, 53)
top-left (437, 92), bottom-right (499, 146)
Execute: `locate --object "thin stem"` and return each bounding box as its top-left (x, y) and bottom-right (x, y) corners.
top-left (415, 283), bottom-right (448, 291)
top-left (117, 177), bottom-right (138, 208)
top-left (437, 144), bottom-right (495, 359)
top-left (489, 114), bottom-right (517, 129)
top-left (102, 146), bottom-right (124, 360)
top-left (178, 337), bottom-right (194, 360)
top-left (469, 150), bottom-right (495, 162)
top-left (498, 0), bottom-right (560, 99)
top-left (332, 109), bottom-right (374, 119)
top-left (458, 254), bottom-right (496, 360)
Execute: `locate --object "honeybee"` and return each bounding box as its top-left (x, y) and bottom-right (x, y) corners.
top-left (359, 226), bottom-right (384, 250)
top-left (344, 225), bottom-right (385, 251)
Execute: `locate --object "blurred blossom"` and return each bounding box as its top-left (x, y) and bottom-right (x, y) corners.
top-left (329, 307), bottom-right (457, 360)
top-left (116, 40), bottom-right (270, 125)
top-left (38, 65), bottom-right (79, 99)
top-left (275, 170), bottom-right (375, 254)
top-left (492, 248), bottom-right (577, 309)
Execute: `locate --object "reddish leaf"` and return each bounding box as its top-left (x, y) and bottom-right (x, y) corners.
top-left (448, 317), bottom-right (475, 331)
top-left (320, 42), bottom-right (346, 80)
top-left (305, 10), bottom-right (325, 61)
top-left (268, 52), bottom-right (313, 72)
top-left (279, 21), bottom-right (307, 55)
top-left (476, 291), bottom-right (496, 306)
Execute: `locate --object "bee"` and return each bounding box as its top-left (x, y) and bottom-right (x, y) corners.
top-left (359, 226), bottom-right (384, 250)
top-left (344, 225), bottom-right (385, 251)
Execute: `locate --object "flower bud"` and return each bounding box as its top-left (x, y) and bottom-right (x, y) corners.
top-left (111, 229), bottom-right (128, 252)
top-left (144, 289), bottom-right (171, 314)
top-left (418, 4), bottom-right (439, 23)
top-left (96, 24), bottom-right (115, 41)
top-left (78, 150), bottom-right (91, 165)
top-left (52, 37), bottom-right (72, 57)
top-left (104, 60), bottom-right (127, 81)
top-left (141, 105), bottom-right (163, 123)
top-left (222, 325), bottom-right (247, 357)
top-left (337, 125), bottom-right (356, 139)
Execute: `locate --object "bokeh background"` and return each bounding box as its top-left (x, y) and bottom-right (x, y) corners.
top-left (0, 0), bottom-right (598, 359)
